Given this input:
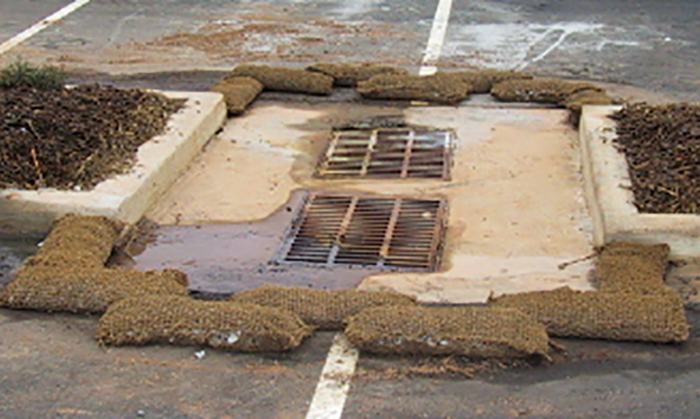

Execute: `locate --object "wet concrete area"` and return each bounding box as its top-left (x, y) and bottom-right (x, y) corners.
top-left (0, 234), bottom-right (38, 287)
top-left (122, 190), bottom-right (391, 295)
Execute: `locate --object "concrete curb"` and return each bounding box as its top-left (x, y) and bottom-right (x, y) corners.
top-left (580, 105), bottom-right (700, 258)
top-left (0, 91), bottom-right (226, 235)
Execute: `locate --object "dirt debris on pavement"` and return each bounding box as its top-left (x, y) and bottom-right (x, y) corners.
top-left (594, 241), bottom-right (671, 294)
top-left (489, 286), bottom-right (690, 343)
top-left (306, 63), bottom-right (409, 87)
top-left (490, 78), bottom-right (603, 104)
top-left (230, 286), bottom-right (416, 330)
top-left (355, 356), bottom-right (537, 380)
top-left (357, 73), bottom-right (472, 104)
top-left (226, 64), bottom-right (334, 95)
top-left (97, 295), bottom-right (314, 352)
top-left (610, 103), bottom-right (700, 214)
top-left (211, 76), bottom-right (263, 115)
top-left (0, 85), bottom-right (182, 190)
top-left (345, 305), bottom-right (551, 358)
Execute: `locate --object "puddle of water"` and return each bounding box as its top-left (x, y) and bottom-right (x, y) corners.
top-left (125, 191), bottom-right (385, 295)
top-left (0, 234), bottom-right (40, 286)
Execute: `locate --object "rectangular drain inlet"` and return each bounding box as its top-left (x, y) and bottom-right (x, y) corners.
top-left (276, 193), bottom-right (447, 271)
top-left (316, 127), bottom-right (453, 180)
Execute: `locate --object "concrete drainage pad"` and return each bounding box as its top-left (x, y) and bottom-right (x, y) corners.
top-left (142, 102), bottom-right (595, 303)
top-left (0, 91), bottom-right (226, 235)
top-left (580, 105), bottom-right (700, 258)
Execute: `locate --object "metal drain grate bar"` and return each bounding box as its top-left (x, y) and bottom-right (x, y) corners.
top-left (278, 193), bottom-right (447, 271)
top-left (317, 128), bottom-right (453, 180)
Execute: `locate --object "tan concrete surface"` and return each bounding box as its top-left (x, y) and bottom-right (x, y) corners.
top-left (0, 91), bottom-right (226, 235)
top-left (148, 102), bottom-right (595, 303)
top-left (580, 105), bottom-right (700, 259)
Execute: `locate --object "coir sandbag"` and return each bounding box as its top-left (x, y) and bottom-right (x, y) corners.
top-left (345, 305), bottom-right (551, 358)
top-left (98, 295), bottom-right (314, 352)
top-left (211, 76), bottom-right (263, 115)
top-left (230, 286), bottom-right (416, 330)
top-left (307, 63), bottom-right (408, 87)
top-left (226, 65), bottom-right (333, 95)
top-left (357, 73), bottom-right (472, 104)
top-left (489, 287), bottom-right (689, 343)
top-left (0, 266), bottom-right (189, 313)
top-left (594, 242), bottom-right (670, 294)
top-left (491, 78), bottom-right (603, 103)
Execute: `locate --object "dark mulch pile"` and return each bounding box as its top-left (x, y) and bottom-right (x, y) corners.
top-left (610, 103), bottom-right (700, 214)
top-left (0, 85), bottom-right (182, 190)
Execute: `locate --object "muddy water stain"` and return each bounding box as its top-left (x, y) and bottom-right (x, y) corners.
top-left (127, 191), bottom-right (387, 294)
top-left (0, 234), bottom-right (40, 286)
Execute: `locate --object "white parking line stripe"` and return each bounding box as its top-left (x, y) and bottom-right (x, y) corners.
top-left (305, 334), bottom-right (360, 419)
top-left (419, 0), bottom-right (454, 75)
top-left (0, 0), bottom-right (92, 56)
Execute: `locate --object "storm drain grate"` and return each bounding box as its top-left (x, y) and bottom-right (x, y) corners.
top-left (316, 127), bottom-right (453, 179)
top-left (276, 193), bottom-right (447, 271)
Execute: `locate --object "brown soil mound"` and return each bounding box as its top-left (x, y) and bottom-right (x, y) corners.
top-left (490, 78), bottom-right (602, 103)
top-left (562, 90), bottom-right (614, 126)
top-left (489, 287), bottom-right (689, 343)
top-left (610, 103), bottom-right (700, 214)
top-left (306, 63), bottom-right (409, 87)
top-left (230, 286), bottom-right (416, 330)
top-left (211, 76), bottom-right (263, 115)
top-left (226, 65), bottom-right (333, 95)
top-left (594, 242), bottom-right (669, 294)
top-left (445, 70), bottom-right (533, 94)
top-left (98, 296), bottom-right (314, 352)
top-left (0, 267), bottom-right (189, 313)
top-left (345, 305), bottom-right (550, 358)
top-left (356, 73), bottom-right (472, 104)
top-left (29, 215), bottom-right (123, 268)
top-left (0, 85), bottom-right (182, 190)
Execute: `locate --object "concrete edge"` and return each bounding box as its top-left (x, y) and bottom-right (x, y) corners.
top-left (0, 91), bottom-right (226, 235)
top-left (580, 105), bottom-right (700, 258)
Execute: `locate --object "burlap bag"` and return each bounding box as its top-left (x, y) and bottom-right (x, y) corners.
top-left (345, 305), bottom-right (550, 358)
top-left (446, 70), bottom-right (533, 93)
top-left (306, 63), bottom-right (409, 87)
top-left (36, 214), bottom-right (123, 268)
top-left (594, 242), bottom-right (670, 294)
top-left (0, 266), bottom-right (189, 313)
top-left (211, 76), bottom-right (263, 115)
top-left (357, 73), bottom-right (472, 104)
top-left (98, 296), bottom-right (314, 352)
top-left (226, 65), bottom-right (333, 95)
top-left (489, 287), bottom-right (689, 343)
top-left (230, 286), bottom-right (416, 330)
top-left (491, 78), bottom-right (603, 103)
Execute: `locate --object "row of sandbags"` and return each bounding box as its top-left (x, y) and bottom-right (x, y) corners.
top-left (211, 63), bottom-right (615, 125)
top-left (489, 242), bottom-right (689, 343)
top-left (97, 288), bottom-right (552, 358)
top-left (0, 215), bottom-right (550, 358)
top-left (96, 241), bottom-right (691, 355)
top-left (0, 216), bottom-right (689, 358)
